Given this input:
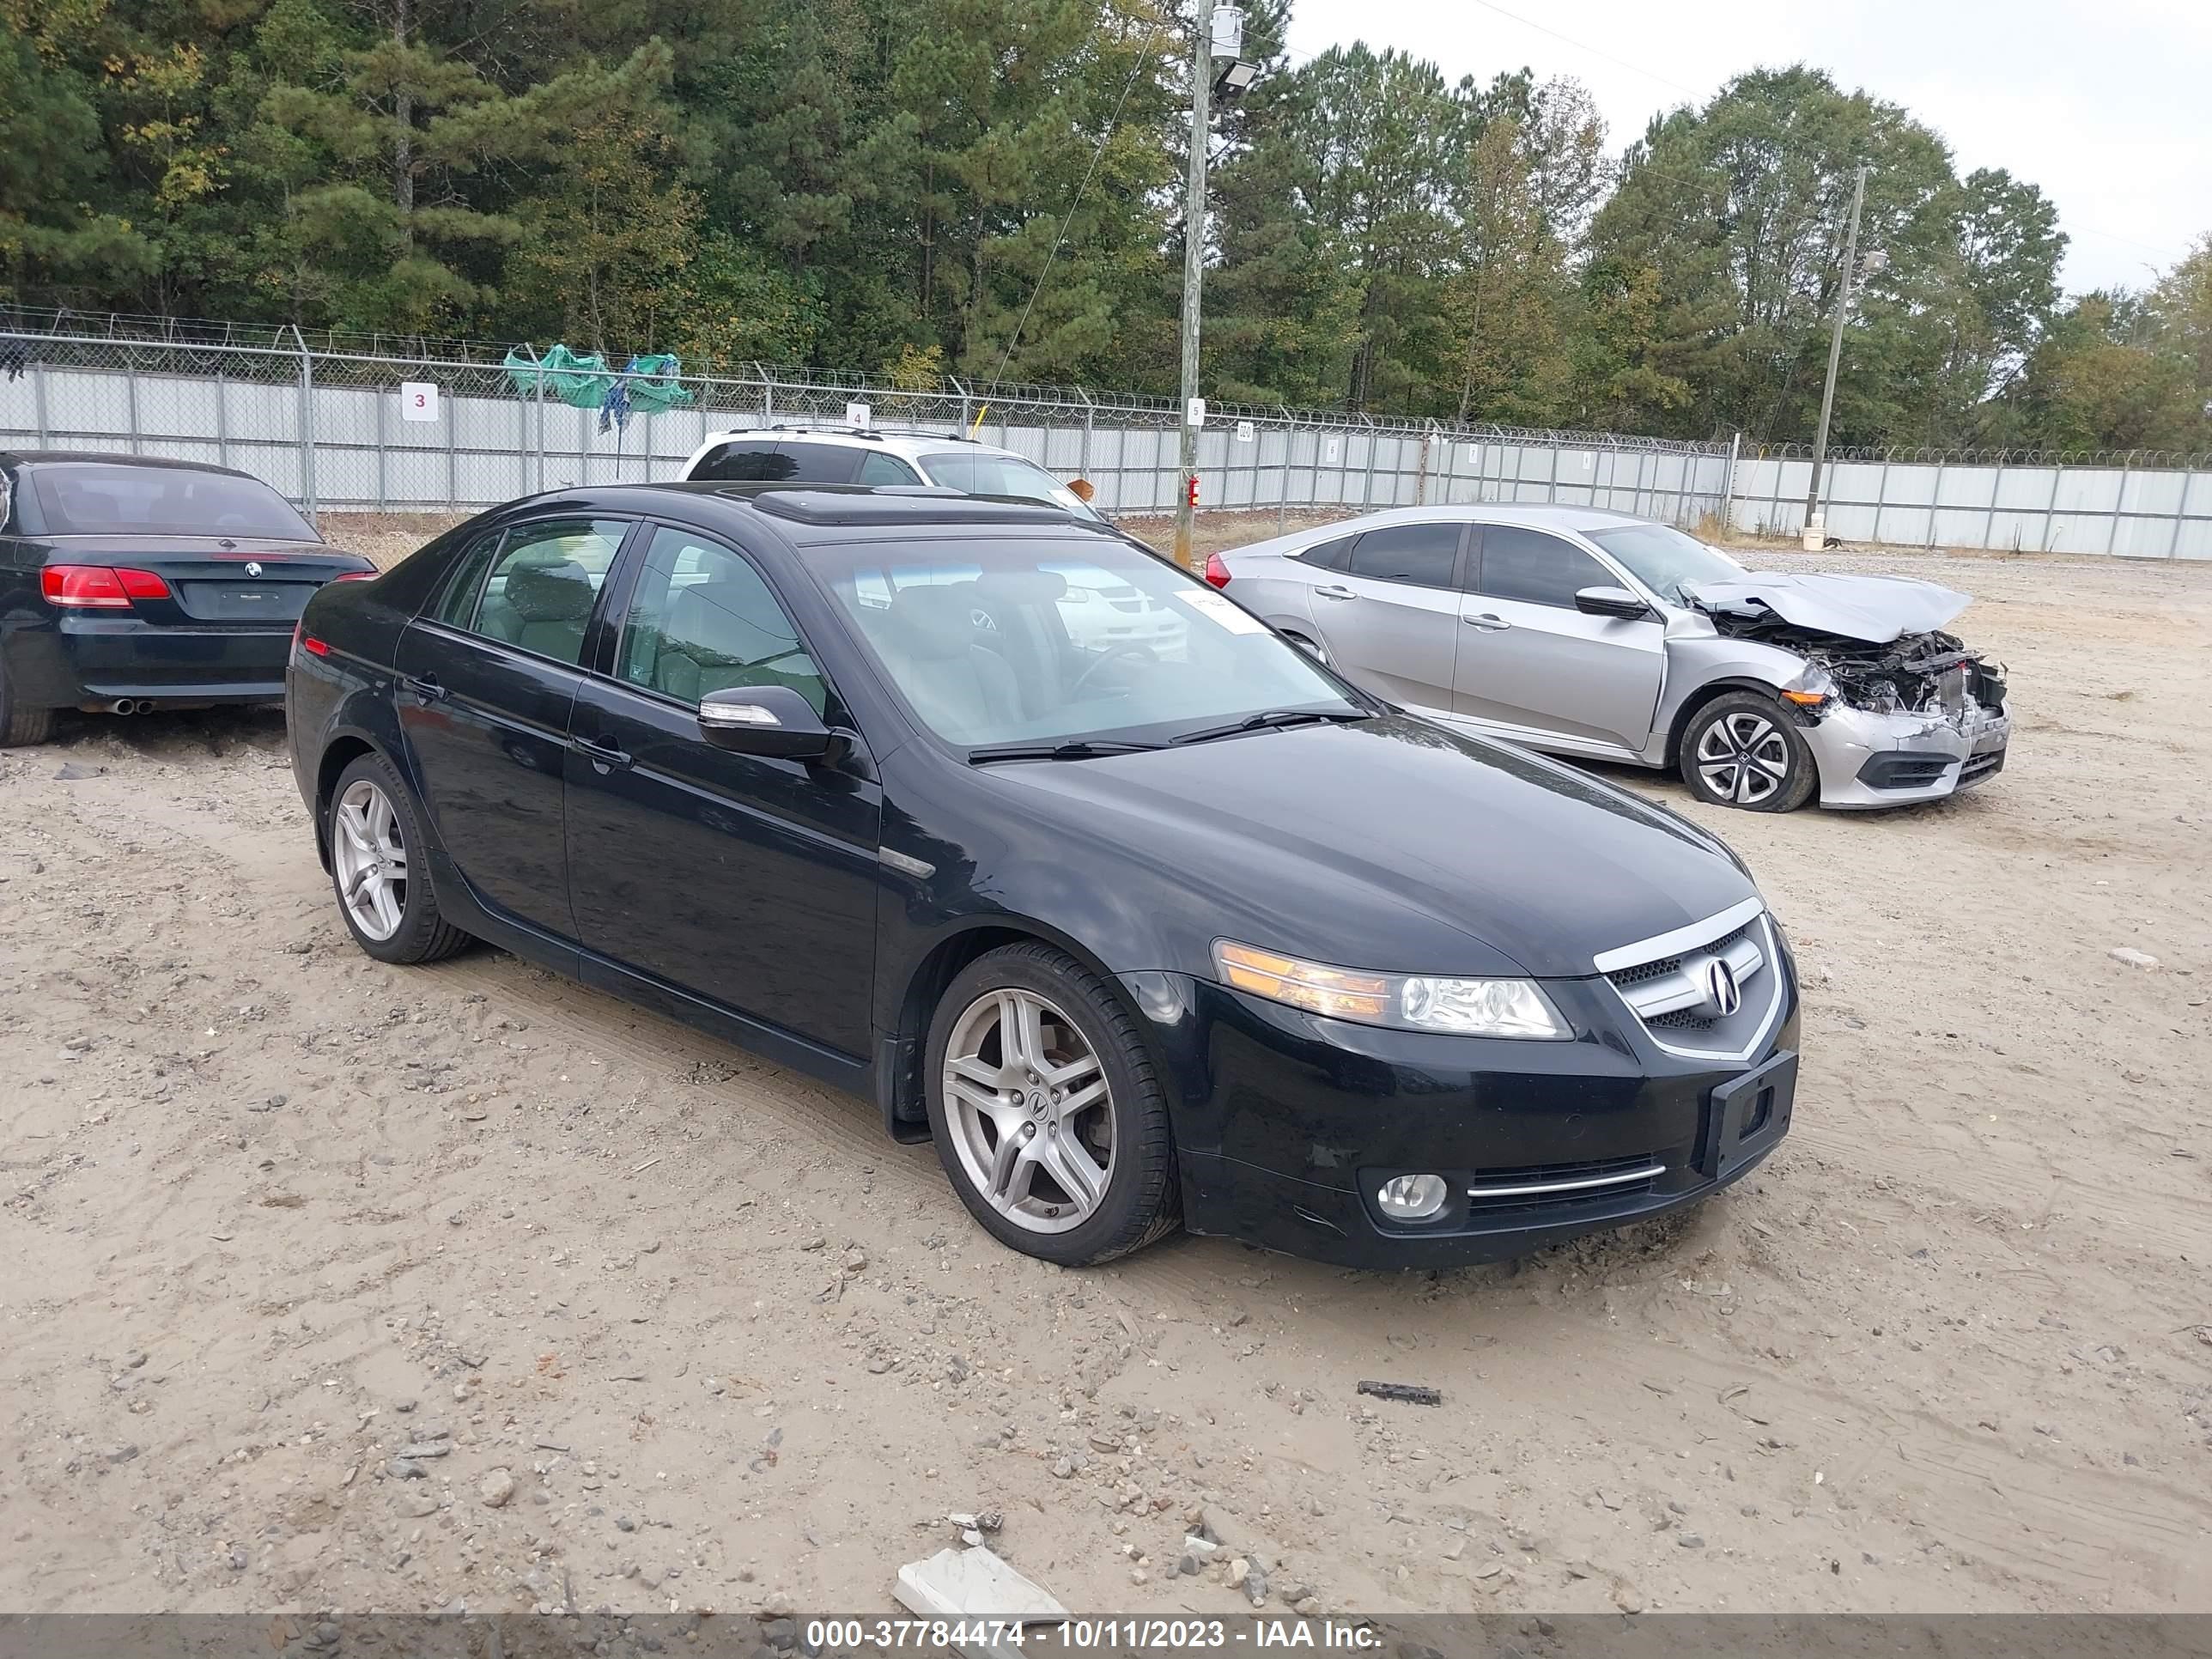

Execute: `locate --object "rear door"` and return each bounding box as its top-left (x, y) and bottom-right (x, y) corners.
top-left (564, 521), bottom-right (880, 1057)
top-left (394, 515), bottom-right (634, 941)
top-left (1451, 523), bottom-right (1666, 754)
top-left (1297, 521), bottom-right (1466, 714)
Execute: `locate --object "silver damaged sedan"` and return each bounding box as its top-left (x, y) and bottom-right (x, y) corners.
top-left (1210, 506), bottom-right (2010, 811)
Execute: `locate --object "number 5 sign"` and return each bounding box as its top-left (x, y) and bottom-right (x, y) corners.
top-left (400, 382), bottom-right (441, 423)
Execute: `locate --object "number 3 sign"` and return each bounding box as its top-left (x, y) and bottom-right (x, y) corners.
top-left (400, 381), bottom-right (441, 423)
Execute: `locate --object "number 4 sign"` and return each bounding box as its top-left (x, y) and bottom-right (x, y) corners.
top-left (400, 382), bottom-right (441, 423)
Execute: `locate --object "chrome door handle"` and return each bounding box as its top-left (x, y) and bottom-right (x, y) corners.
top-left (403, 673), bottom-right (447, 702)
top-left (1313, 584), bottom-right (1356, 600)
top-left (1462, 613), bottom-right (1511, 630)
top-left (574, 735), bottom-right (633, 770)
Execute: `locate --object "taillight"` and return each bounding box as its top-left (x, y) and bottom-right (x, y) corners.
top-left (41, 565), bottom-right (171, 608)
top-left (301, 635), bottom-right (330, 657)
top-left (1203, 553), bottom-right (1231, 589)
top-left (333, 569), bottom-right (378, 582)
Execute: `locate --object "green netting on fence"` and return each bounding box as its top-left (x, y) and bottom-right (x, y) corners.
top-left (502, 344), bottom-right (612, 409)
top-left (502, 345), bottom-right (695, 418)
top-left (622, 354), bottom-right (694, 414)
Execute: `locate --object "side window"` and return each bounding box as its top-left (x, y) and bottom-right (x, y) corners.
top-left (1298, 535), bottom-right (1353, 571)
top-left (618, 526), bottom-right (829, 717)
top-left (690, 441), bottom-right (786, 483)
top-left (857, 451), bottom-right (922, 485)
top-left (1347, 522), bottom-right (1459, 587)
top-left (432, 530), bottom-right (504, 627)
top-left (465, 519), bottom-right (628, 665)
top-left (1474, 526), bottom-right (1613, 609)
top-left (775, 441), bottom-right (864, 483)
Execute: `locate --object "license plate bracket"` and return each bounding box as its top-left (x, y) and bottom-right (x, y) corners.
top-left (1703, 1049), bottom-right (1797, 1179)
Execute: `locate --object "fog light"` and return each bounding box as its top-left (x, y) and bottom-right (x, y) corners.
top-left (1376, 1174), bottom-right (1449, 1221)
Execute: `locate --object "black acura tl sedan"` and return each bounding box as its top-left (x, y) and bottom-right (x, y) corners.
top-left (0, 451), bottom-right (375, 744)
top-left (286, 483), bottom-right (1797, 1268)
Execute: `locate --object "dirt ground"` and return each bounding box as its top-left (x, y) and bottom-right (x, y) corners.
top-left (3, 511), bottom-right (2209, 1622)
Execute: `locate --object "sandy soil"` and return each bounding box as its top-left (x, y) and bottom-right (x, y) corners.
top-left (2, 518), bottom-right (2209, 1622)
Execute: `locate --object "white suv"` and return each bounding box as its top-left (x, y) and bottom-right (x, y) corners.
top-left (677, 425), bottom-right (1101, 519)
top-left (676, 426), bottom-right (1185, 656)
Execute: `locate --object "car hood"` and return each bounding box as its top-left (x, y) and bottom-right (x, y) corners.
top-left (989, 715), bottom-right (1757, 980)
top-left (1685, 571), bottom-right (1971, 642)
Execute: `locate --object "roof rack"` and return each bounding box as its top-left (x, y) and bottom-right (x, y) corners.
top-left (743, 488), bottom-right (1094, 528)
top-left (703, 422), bottom-right (984, 446)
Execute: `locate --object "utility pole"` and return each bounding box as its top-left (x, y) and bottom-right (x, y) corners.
top-left (1172, 0), bottom-right (1216, 572)
top-left (1802, 163), bottom-right (1869, 549)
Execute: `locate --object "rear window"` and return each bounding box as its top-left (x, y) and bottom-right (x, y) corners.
top-left (690, 442), bottom-right (788, 483)
top-left (30, 465), bottom-right (314, 539)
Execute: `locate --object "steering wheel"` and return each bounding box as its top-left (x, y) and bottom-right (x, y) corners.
top-left (1069, 641), bottom-right (1158, 697)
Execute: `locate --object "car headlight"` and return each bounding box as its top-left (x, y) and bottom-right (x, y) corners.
top-left (1212, 941), bottom-right (1568, 1039)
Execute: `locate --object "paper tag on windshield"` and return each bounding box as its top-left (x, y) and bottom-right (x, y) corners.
top-left (1173, 588), bottom-right (1267, 635)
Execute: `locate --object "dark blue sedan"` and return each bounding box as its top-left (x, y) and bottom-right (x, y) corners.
top-left (285, 483), bottom-right (1797, 1268)
top-left (0, 451), bottom-right (374, 744)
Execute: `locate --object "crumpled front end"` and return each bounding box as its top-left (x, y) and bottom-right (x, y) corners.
top-left (1699, 599), bottom-right (2011, 808)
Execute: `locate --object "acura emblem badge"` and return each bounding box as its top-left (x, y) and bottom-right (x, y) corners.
top-left (1702, 957), bottom-right (1742, 1018)
top-left (244, 561), bottom-right (263, 578)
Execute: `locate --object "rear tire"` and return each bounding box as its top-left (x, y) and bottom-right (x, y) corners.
top-left (1679, 691), bottom-right (1818, 812)
top-left (0, 657), bottom-right (55, 747)
top-left (326, 752), bottom-right (473, 963)
top-left (924, 943), bottom-right (1181, 1266)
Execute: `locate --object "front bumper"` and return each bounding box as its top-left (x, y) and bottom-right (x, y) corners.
top-left (1803, 699), bottom-right (2010, 809)
top-left (1123, 966), bottom-right (1799, 1269)
top-left (10, 616), bottom-right (295, 708)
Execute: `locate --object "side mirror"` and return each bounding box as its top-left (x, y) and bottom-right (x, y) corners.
top-left (1575, 585), bottom-right (1654, 621)
top-left (697, 684), bottom-right (834, 760)
top-left (1066, 477), bottom-right (1096, 503)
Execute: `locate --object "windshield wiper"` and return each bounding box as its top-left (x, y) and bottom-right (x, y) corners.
top-left (1169, 708), bottom-right (1366, 747)
top-left (967, 738), bottom-right (1164, 765)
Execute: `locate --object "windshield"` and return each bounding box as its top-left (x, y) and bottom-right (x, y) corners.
top-left (818, 536), bottom-right (1362, 750)
top-left (1585, 523), bottom-right (1744, 603)
top-left (919, 451), bottom-right (1102, 520)
top-left (30, 465), bottom-right (317, 539)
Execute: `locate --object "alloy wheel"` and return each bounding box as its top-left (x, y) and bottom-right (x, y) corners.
top-left (1694, 712), bottom-right (1791, 805)
top-left (941, 988), bottom-right (1115, 1235)
top-left (332, 778), bottom-right (408, 941)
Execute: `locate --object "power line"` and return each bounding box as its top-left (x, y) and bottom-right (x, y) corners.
top-left (1457, 0), bottom-right (1705, 100)
top-left (990, 15), bottom-right (1169, 386)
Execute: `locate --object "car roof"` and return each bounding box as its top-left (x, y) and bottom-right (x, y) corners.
top-left (1292, 502), bottom-right (1657, 538)
top-left (0, 449), bottom-right (264, 480)
top-left (693, 426), bottom-right (1015, 462)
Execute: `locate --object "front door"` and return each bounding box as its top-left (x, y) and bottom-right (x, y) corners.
top-left (565, 522), bottom-right (881, 1059)
top-left (395, 515), bottom-right (631, 939)
top-left (1301, 520), bottom-right (1467, 714)
top-left (1451, 523), bottom-right (1668, 755)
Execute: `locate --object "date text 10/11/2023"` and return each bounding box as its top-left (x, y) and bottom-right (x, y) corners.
top-left (805, 1619), bottom-right (1386, 1650)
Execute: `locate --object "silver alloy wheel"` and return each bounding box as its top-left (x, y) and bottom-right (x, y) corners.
top-left (332, 778), bottom-right (408, 941)
top-left (941, 988), bottom-right (1114, 1235)
top-left (1694, 711), bottom-right (1790, 805)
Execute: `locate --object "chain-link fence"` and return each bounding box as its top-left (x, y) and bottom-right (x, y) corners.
top-left (2, 308), bottom-right (2206, 556)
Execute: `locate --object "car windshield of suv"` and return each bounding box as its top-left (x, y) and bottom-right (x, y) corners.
top-left (817, 537), bottom-right (1360, 750)
top-left (1585, 522), bottom-right (1744, 603)
top-left (919, 452), bottom-right (1102, 520)
top-left (31, 465), bottom-right (317, 539)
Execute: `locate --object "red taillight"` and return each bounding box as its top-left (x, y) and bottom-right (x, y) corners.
top-left (42, 564), bottom-right (169, 608)
top-left (1203, 553), bottom-right (1231, 589)
top-left (301, 635), bottom-right (330, 657)
top-left (333, 569), bottom-right (378, 582)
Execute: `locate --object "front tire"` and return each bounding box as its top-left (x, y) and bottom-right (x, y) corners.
top-left (1680, 691), bottom-right (1818, 811)
top-left (924, 943), bottom-right (1181, 1265)
top-left (326, 752), bottom-right (472, 963)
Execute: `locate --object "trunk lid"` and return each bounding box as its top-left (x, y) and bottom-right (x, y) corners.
top-left (43, 537), bottom-right (374, 624)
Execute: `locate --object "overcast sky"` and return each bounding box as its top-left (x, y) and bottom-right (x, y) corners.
top-left (1282, 0), bottom-right (2211, 295)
